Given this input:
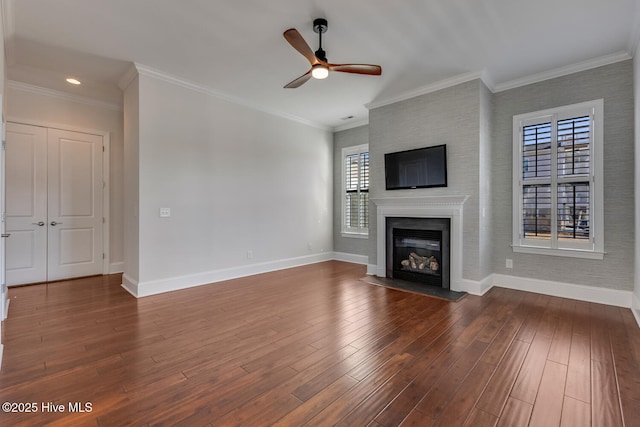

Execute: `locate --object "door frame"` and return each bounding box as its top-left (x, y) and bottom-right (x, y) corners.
top-left (7, 117), bottom-right (111, 277)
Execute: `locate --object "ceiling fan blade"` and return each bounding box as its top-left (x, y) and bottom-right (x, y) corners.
top-left (283, 28), bottom-right (319, 65)
top-left (284, 70), bottom-right (313, 88)
top-left (328, 63), bottom-right (382, 75)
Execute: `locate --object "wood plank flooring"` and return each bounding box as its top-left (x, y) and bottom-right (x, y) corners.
top-left (0, 260), bottom-right (639, 426)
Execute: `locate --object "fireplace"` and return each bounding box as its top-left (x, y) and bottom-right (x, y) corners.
top-left (386, 217), bottom-right (451, 289)
top-left (373, 196), bottom-right (468, 293)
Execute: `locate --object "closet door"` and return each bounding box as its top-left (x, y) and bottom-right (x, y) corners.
top-left (5, 123), bottom-right (104, 285)
top-left (5, 123), bottom-right (48, 284)
top-left (47, 128), bottom-right (103, 281)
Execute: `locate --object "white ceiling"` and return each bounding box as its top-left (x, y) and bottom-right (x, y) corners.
top-left (4, 0), bottom-right (640, 129)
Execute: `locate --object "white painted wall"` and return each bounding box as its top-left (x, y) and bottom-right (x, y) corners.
top-left (0, 3), bottom-right (6, 365)
top-left (124, 70), bottom-right (333, 296)
top-left (5, 85), bottom-right (124, 272)
top-left (123, 76), bottom-right (140, 285)
top-left (634, 44), bottom-right (640, 322)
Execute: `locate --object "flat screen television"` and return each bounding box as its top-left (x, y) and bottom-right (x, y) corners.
top-left (385, 144), bottom-right (447, 190)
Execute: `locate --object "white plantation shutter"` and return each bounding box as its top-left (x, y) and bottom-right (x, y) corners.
top-left (513, 100), bottom-right (603, 258)
top-left (343, 145), bottom-right (369, 235)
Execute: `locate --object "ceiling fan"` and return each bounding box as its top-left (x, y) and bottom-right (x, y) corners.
top-left (283, 18), bottom-right (382, 88)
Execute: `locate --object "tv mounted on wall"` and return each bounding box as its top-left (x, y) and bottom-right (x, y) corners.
top-left (385, 144), bottom-right (448, 190)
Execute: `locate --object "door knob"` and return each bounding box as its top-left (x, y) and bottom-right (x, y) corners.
top-left (33, 221), bottom-right (45, 226)
top-left (50, 221), bottom-right (63, 226)
top-left (1, 233), bottom-right (9, 238)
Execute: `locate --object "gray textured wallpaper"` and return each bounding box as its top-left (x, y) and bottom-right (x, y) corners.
top-left (333, 125), bottom-right (370, 257)
top-left (333, 60), bottom-right (634, 291)
top-left (368, 80), bottom-right (484, 281)
top-left (491, 60), bottom-right (634, 291)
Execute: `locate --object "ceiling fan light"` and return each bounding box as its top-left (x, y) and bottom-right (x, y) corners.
top-left (311, 64), bottom-right (329, 79)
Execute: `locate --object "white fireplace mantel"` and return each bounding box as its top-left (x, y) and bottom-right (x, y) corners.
top-left (371, 195), bottom-right (469, 292)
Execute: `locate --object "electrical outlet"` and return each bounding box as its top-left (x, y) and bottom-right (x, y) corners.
top-left (159, 208), bottom-right (171, 218)
top-left (247, 250), bottom-right (253, 259)
top-left (506, 259), bottom-right (513, 269)
top-left (308, 243), bottom-right (313, 251)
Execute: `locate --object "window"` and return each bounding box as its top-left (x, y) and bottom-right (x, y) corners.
top-left (342, 144), bottom-right (369, 237)
top-left (512, 100), bottom-right (604, 259)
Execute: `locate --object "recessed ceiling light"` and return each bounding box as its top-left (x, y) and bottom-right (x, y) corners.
top-left (340, 115), bottom-right (355, 120)
top-left (66, 78), bottom-right (81, 85)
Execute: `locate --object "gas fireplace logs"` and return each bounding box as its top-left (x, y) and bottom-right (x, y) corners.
top-left (401, 252), bottom-right (439, 273)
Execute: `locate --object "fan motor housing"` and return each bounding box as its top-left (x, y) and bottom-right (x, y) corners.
top-left (313, 18), bottom-right (328, 34)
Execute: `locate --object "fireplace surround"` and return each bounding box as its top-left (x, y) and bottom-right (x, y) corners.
top-left (372, 196), bottom-right (468, 292)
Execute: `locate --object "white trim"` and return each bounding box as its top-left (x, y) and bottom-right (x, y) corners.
top-left (133, 63), bottom-right (330, 132)
top-left (367, 264), bottom-right (378, 275)
top-left (458, 276), bottom-right (494, 296)
top-left (366, 71), bottom-right (483, 110)
top-left (372, 195), bottom-right (469, 292)
top-left (512, 99), bottom-right (604, 258)
top-left (342, 144), bottom-right (369, 235)
top-left (333, 118), bottom-right (369, 133)
top-left (333, 252), bottom-right (368, 265)
top-left (7, 118), bottom-right (112, 276)
top-left (512, 245), bottom-right (605, 260)
top-left (121, 273), bottom-right (138, 297)
top-left (633, 293), bottom-right (640, 328)
top-left (2, 0), bottom-right (15, 68)
top-left (117, 63), bottom-right (139, 91)
top-left (102, 133), bottom-right (111, 275)
top-left (110, 262), bottom-right (124, 274)
top-left (493, 273), bottom-right (632, 308)
top-left (494, 52), bottom-right (631, 93)
top-left (122, 253), bottom-right (333, 298)
top-left (7, 80), bottom-right (122, 112)
top-left (341, 232), bottom-right (368, 239)
top-left (7, 116), bottom-right (111, 137)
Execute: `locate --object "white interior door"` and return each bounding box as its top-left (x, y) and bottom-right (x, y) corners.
top-left (5, 123), bottom-right (103, 285)
top-left (47, 129), bottom-right (103, 281)
top-left (5, 123), bottom-right (48, 285)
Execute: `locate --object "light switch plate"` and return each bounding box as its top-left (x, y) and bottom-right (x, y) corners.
top-left (159, 208), bottom-right (171, 218)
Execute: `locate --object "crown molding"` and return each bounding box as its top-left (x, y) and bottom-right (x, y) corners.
top-left (7, 80), bottom-right (123, 112)
top-left (117, 63), bottom-right (138, 91)
top-left (365, 50), bottom-right (631, 111)
top-left (333, 118), bottom-right (369, 133)
top-left (493, 51), bottom-right (632, 92)
top-left (132, 63), bottom-right (331, 132)
top-left (366, 71), bottom-right (483, 110)
top-left (2, 0), bottom-right (15, 65)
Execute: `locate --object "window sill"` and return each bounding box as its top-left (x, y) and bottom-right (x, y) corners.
top-left (342, 232), bottom-right (368, 239)
top-left (512, 245), bottom-right (604, 260)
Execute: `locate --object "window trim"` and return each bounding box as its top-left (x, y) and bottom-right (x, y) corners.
top-left (342, 143), bottom-right (369, 238)
top-left (512, 99), bottom-right (604, 259)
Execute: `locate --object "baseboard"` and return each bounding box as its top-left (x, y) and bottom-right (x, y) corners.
top-left (367, 264), bottom-right (378, 275)
top-left (493, 273), bottom-right (633, 308)
top-left (632, 293), bottom-right (640, 328)
top-left (110, 262), bottom-right (124, 274)
top-left (121, 274), bottom-right (138, 297)
top-left (333, 252), bottom-right (368, 265)
top-left (455, 276), bottom-right (494, 296)
top-left (0, 343), bottom-right (3, 371)
top-left (125, 253), bottom-right (334, 298)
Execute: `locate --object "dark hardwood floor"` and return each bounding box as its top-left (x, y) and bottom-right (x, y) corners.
top-left (0, 261), bottom-right (639, 426)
